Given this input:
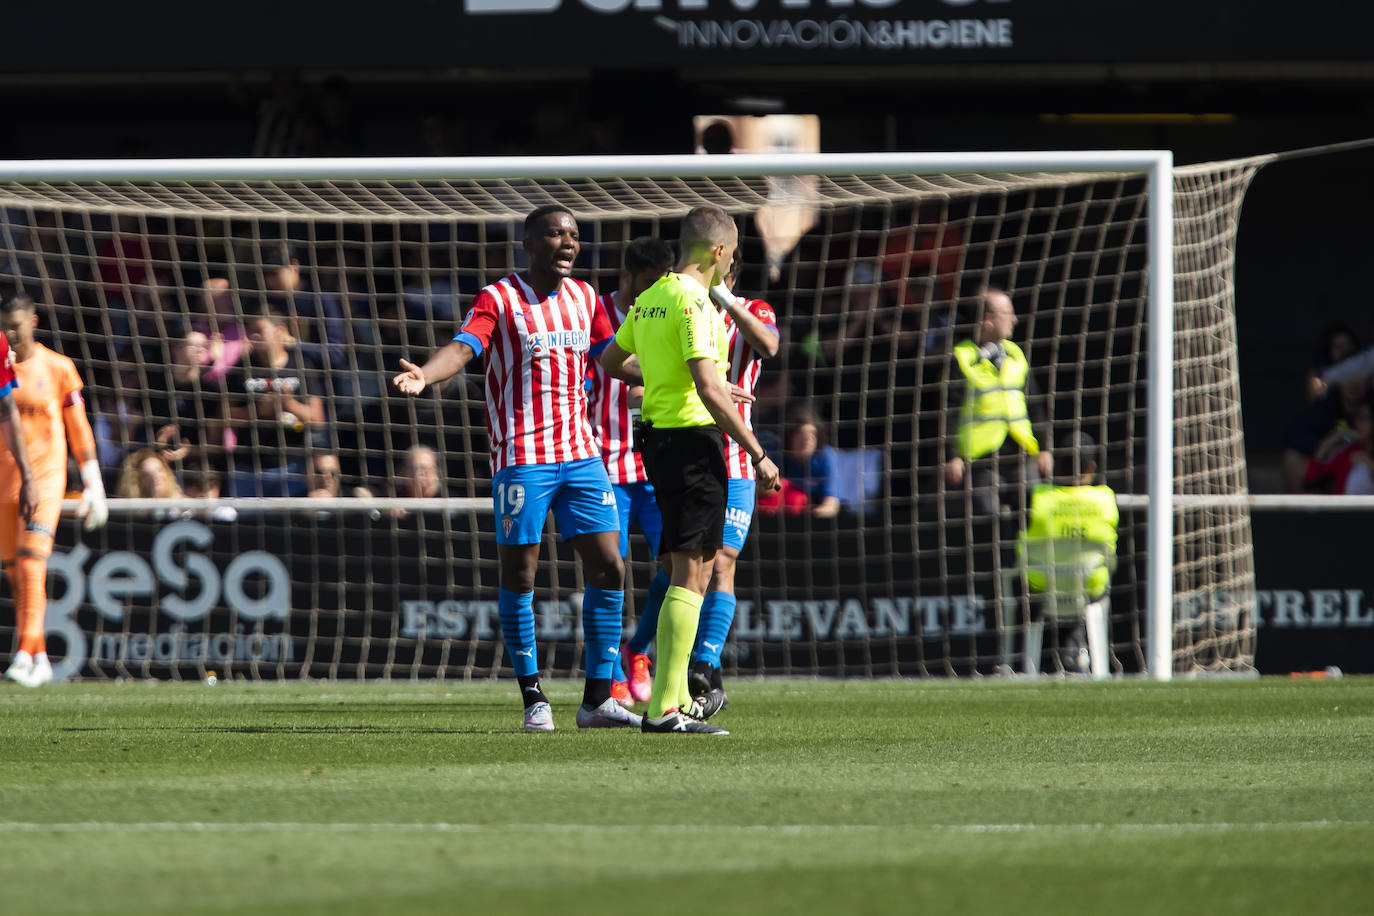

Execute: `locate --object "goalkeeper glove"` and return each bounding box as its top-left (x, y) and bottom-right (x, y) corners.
top-left (79, 459), bottom-right (108, 531)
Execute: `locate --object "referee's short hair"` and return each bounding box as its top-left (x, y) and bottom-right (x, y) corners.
top-left (679, 205), bottom-right (736, 259)
top-left (524, 204), bottom-right (575, 236)
top-left (623, 236), bottom-right (674, 276)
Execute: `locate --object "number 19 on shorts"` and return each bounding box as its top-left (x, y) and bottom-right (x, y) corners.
top-left (496, 482), bottom-right (526, 516)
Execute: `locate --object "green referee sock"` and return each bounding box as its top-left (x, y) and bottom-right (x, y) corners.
top-left (648, 586), bottom-right (704, 720)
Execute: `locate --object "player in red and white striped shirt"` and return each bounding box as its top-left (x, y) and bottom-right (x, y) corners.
top-left (586, 236), bottom-right (675, 705)
top-left (393, 205), bottom-right (640, 732)
top-left (622, 251), bottom-right (780, 717)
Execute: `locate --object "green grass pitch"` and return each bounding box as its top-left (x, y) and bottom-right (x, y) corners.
top-left (0, 678), bottom-right (1369, 915)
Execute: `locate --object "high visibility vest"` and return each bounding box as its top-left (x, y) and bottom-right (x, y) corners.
top-left (953, 339), bottom-right (1038, 460)
top-left (1018, 483), bottom-right (1119, 601)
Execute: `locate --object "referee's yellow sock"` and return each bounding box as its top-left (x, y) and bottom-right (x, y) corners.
top-left (648, 586), bottom-right (704, 719)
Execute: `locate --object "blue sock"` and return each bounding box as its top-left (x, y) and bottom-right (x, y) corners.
top-left (691, 591), bottom-right (737, 668)
top-left (498, 588), bottom-right (538, 678)
top-left (627, 568), bottom-right (670, 655)
top-left (581, 586), bottom-right (624, 682)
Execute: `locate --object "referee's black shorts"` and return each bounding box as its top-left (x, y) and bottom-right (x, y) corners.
top-left (641, 424), bottom-right (727, 556)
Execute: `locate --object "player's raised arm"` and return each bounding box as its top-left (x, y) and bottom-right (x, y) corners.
top-left (711, 285), bottom-right (779, 359)
top-left (396, 285), bottom-right (499, 396)
top-left (393, 340), bottom-right (476, 396)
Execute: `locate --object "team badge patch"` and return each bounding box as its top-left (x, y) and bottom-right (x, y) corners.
top-left (502, 516), bottom-right (514, 536)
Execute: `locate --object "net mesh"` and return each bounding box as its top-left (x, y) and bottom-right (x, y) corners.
top-left (0, 157), bottom-right (1259, 681)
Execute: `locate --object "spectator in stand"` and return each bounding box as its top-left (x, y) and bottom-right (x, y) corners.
top-left (97, 214), bottom-right (171, 350)
top-left (259, 244), bottom-right (347, 371)
top-left (193, 278), bottom-right (247, 385)
top-left (98, 214), bottom-right (170, 308)
top-left (136, 324), bottom-right (214, 456)
top-left (307, 452), bottom-right (343, 499)
top-left (1305, 324), bottom-right (1359, 403)
top-left (881, 202), bottom-right (965, 307)
top-left (388, 444), bottom-right (445, 521)
top-left (779, 405), bottom-right (841, 518)
top-left (115, 447), bottom-right (184, 511)
top-left (1282, 378), bottom-right (1369, 492)
top-left (219, 308), bottom-right (327, 497)
top-left (180, 455), bottom-right (238, 523)
top-left (394, 444), bottom-right (444, 499)
top-left (1303, 391), bottom-right (1372, 494)
top-left (1341, 401), bottom-right (1374, 494)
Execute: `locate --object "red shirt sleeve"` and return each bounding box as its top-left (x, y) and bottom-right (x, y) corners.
top-left (454, 288), bottom-right (502, 355)
top-left (747, 298), bottom-right (778, 330)
top-left (589, 291), bottom-right (614, 353)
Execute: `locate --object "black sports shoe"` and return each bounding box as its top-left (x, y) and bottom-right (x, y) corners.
top-left (687, 661), bottom-right (715, 699)
top-left (641, 709), bottom-right (728, 735)
top-left (688, 686), bottom-right (729, 720)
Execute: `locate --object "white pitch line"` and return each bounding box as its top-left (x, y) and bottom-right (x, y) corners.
top-left (0, 821), bottom-right (1367, 835)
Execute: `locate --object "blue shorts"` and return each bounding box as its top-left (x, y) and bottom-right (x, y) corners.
top-left (492, 457), bottom-right (619, 546)
top-left (722, 478), bottom-right (756, 552)
top-left (613, 480), bottom-right (663, 558)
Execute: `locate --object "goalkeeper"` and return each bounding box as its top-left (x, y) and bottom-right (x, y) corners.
top-left (599, 205), bottom-right (779, 735)
top-left (1016, 432), bottom-right (1118, 675)
top-left (0, 293), bottom-right (107, 687)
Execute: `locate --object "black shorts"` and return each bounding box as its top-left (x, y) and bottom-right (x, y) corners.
top-left (641, 424), bottom-right (728, 556)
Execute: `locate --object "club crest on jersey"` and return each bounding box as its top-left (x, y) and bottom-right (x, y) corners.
top-left (502, 515), bottom-right (514, 536)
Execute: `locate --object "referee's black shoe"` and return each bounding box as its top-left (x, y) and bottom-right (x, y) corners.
top-left (688, 687), bottom-right (729, 721)
top-left (641, 708), bottom-right (728, 735)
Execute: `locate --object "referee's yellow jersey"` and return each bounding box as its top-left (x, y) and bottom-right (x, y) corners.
top-left (613, 272), bottom-right (729, 428)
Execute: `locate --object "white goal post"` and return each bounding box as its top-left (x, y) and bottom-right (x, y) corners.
top-left (0, 151), bottom-right (1243, 683)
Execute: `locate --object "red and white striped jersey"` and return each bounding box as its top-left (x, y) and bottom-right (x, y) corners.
top-left (454, 274), bottom-right (612, 472)
top-left (722, 298), bottom-right (778, 480)
top-left (586, 293), bottom-right (647, 485)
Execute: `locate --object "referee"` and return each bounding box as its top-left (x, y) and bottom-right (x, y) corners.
top-left (599, 205), bottom-right (779, 735)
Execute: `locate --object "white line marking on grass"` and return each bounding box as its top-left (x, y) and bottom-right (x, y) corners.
top-left (0, 821), bottom-right (1368, 835)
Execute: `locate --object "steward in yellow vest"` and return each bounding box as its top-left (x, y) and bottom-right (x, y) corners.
top-left (1019, 480), bottom-right (1118, 603)
top-left (1015, 432), bottom-right (1118, 676)
top-left (943, 289), bottom-right (1052, 514)
top-left (953, 337), bottom-right (1038, 461)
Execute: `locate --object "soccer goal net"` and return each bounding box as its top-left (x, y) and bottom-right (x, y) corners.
top-left (0, 152), bottom-right (1259, 682)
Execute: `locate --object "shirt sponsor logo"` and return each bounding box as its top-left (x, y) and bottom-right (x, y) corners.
top-left (525, 329), bottom-right (589, 358)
